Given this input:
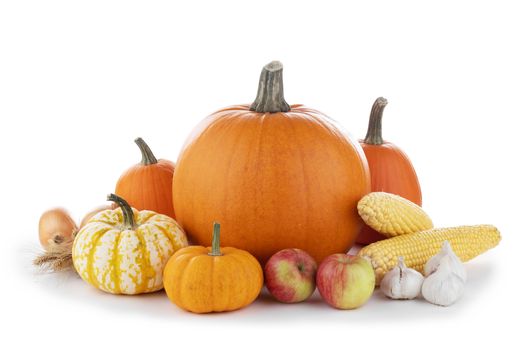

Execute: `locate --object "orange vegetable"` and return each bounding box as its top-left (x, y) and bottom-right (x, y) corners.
top-left (115, 137), bottom-right (176, 218)
top-left (163, 223), bottom-right (263, 313)
top-left (172, 61), bottom-right (370, 263)
top-left (357, 98), bottom-right (422, 245)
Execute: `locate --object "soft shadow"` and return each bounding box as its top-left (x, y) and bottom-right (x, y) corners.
top-left (20, 241), bottom-right (498, 323)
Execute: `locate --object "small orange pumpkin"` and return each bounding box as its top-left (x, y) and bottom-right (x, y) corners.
top-left (115, 137), bottom-right (176, 218)
top-left (357, 98), bottom-right (422, 244)
top-left (163, 223), bottom-right (263, 313)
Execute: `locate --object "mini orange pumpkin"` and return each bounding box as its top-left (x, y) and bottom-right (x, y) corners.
top-left (163, 223), bottom-right (263, 313)
top-left (115, 137), bottom-right (176, 218)
top-left (172, 61), bottom-right (370, 264)
top-left (357, 98), bottom-right (422, 245)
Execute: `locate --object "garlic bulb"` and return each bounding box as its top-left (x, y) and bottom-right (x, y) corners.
top-left (380, 256), bottom-right (424, 300)
top-left (422, 255), bottom-right (465, 306)
top-left (424, 240), bottom-right (467, 282)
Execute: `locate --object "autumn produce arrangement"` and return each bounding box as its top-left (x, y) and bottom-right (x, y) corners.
top-left (33, 61), bottom-right (501, 314)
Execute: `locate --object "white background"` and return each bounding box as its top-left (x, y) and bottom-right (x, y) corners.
top-left (1, 1), bottom-right (523, 349)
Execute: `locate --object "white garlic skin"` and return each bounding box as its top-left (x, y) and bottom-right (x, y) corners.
top-left (380, 257), bottom-right (424, 300)
top-left (422, 255), bottom-right (465, 306)
top-left (424, 240), bottom-right (467, 283)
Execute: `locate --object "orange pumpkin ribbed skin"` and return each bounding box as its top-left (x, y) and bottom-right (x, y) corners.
top-left (356, 98), bottom-right (422, 245)
top-left (163, 245), bottom-right (263, 313)
top-left (172, 104), bottom-right (370, 264)
top-left (115, 138), bottom-right (176, 219)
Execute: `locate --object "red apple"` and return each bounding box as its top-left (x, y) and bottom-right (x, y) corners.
top-left (316, 254), bottom-right (375, 309)
top-left (264, 248), bottom-right (317, 303)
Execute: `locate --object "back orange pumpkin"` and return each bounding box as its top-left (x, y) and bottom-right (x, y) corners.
top-left (357, 97), bottom-right (422, 245)
top-left (115, 137), bottom-right (176, 219)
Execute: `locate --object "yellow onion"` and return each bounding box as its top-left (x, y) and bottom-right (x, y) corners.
top-left (38, 208), bottom-right (78, 251)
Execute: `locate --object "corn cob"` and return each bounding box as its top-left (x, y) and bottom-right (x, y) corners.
top-left (358, 192), bottom-right (433, 237)
top-left (358, 225), bottom-right (501, 284)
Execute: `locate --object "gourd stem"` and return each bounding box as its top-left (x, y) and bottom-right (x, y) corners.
top-left (250, 61), bottom-right (291, 113)
top-left (209, 222), bottom-right (222, 256)
top-left (364, 97), bottom-right (388, 145)
top-left (107, 193), bottom-right (136, 229)
top-left (135, 137), bottom-right (158, 165)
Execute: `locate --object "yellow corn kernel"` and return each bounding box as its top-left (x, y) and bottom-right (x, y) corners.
top-left (358, 225), bottom-right (501, 284)
top-left (358, 192), bottom-right (433, 237)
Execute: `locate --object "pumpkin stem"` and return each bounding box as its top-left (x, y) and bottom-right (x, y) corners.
top-left (107, 193), bottom-right (136, 229)
top-left (364, 97), bottom-right (388, 145)
top-left (209, 222), bottom-right (222, 256)
top-left (135, 137), bottom-right (158, 165)
top-left (250, 61), bottom-right (291, 113)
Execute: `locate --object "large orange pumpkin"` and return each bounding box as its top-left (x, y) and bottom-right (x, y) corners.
top-left (356, 97), bottom-right (422, 245)
top-left (172, 61), bottom-right (370, 263)
top-left (115, 137), bottom-right (176, 218)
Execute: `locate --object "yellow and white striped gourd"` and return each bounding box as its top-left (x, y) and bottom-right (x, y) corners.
top-left (72, 194), bottom-right (188, 295)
